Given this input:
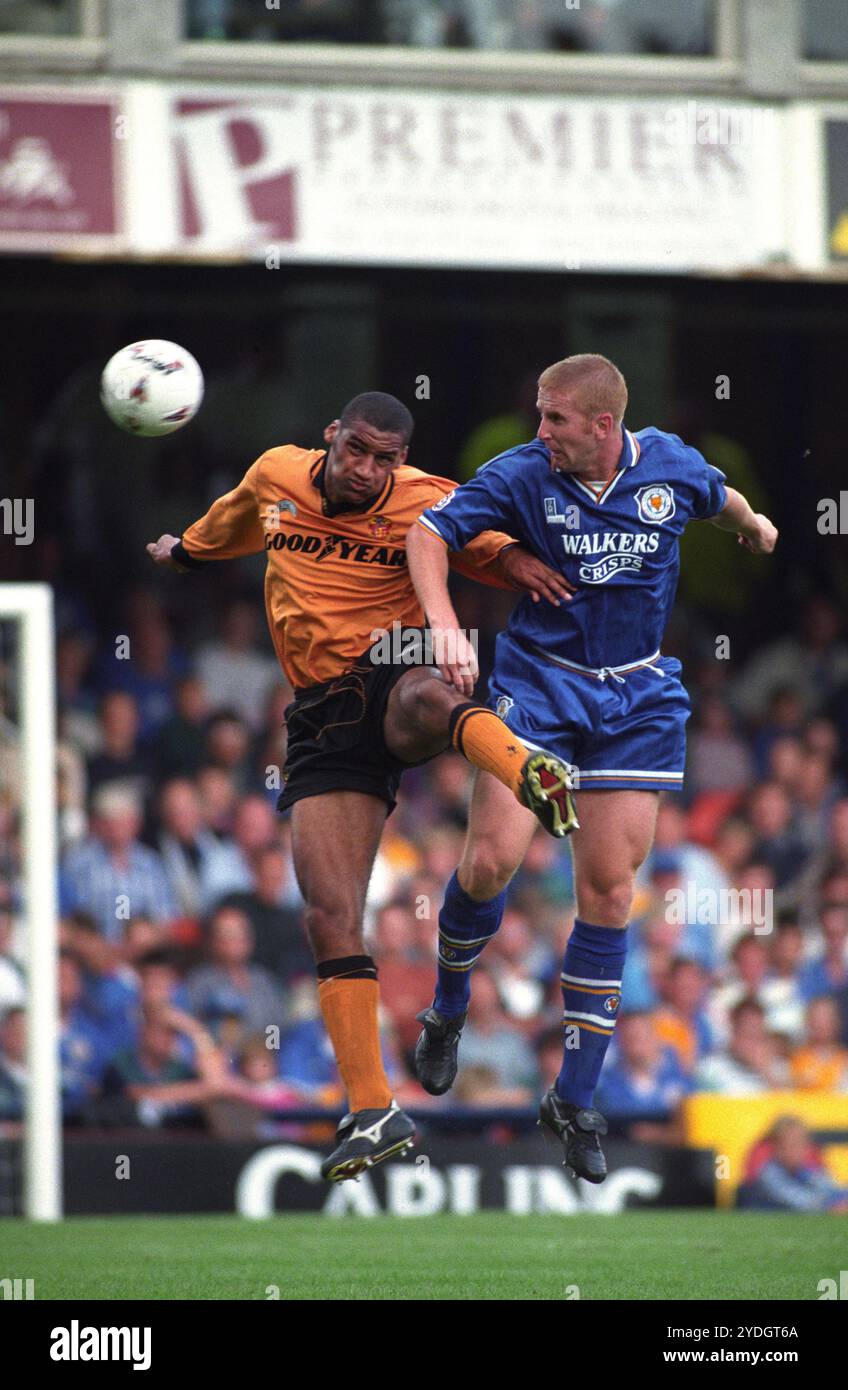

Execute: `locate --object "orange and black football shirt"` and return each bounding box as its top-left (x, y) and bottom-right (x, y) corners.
top-left (177, 446), bottom-right (516, 690)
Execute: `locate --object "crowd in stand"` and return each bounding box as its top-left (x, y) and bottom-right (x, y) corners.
top-left (2, 579), bottom-right (848, 1158)
top-left (184, 0), bottom-right (714, 54)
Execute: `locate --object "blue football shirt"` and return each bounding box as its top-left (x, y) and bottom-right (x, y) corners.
top-left (418, 427), bottom-right (727, 669)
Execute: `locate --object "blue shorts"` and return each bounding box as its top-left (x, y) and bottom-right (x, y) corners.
top-left (487, 633), bottom-right (691, 793)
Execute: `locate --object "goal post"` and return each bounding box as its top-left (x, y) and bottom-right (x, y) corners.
top-left (0, 583), bottom-right (61, 1221)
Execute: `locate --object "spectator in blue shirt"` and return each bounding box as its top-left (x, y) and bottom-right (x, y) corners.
top-left (738, 1117), bottom-right (848, 1212)
top-left (59, 911), bottom-right (139, 1056)
top-left (156, 777), bottom-right (246, 918)
top-left (645, 850), bottom-right (717, 971)
top-left (800, 903), bottom-right (848, 1001)
top-left (186, 905), bottom-right (288, 1039)
top-left (595, 1011), bottom-right (691, 1143)
top-left (61, 784), bottom-right (177, 941)
top-left (278, 1015), bottom-right (339, 1092)
top-left (621, 908), bottom-right (681, 1012)
top-left (277, 1004), bottom-right (408, 1099)
top-left (96, 607), bottom-right (188, 740)
top-left (58, 952), bottom-right (115, 1120)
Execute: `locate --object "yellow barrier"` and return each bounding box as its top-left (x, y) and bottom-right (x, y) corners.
top-left (683, 1093), bottom-right (848, 1207)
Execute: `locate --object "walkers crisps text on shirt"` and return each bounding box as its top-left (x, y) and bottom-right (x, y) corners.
top-left (417, 427), bottom-right (728, 670)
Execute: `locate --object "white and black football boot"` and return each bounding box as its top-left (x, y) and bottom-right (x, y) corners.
top-left (320, 1101), bottom-right (415, 1183)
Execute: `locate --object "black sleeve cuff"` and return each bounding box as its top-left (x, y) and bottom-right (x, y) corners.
top-left (171, 539), bottom-right (209, 571)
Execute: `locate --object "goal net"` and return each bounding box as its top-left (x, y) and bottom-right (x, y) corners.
top-left (0, 584), bottom-right (61, 1220)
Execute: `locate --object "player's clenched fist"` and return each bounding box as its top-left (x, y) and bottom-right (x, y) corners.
top-left (738, 514), bottom-right (778, 555)
top-left (146, 534), bottom-right (186, 570)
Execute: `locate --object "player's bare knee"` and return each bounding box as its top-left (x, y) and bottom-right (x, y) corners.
top-left (401, 672), bottom-right (457, 736)
top-left (577, 878), bottom-right (634, 927)
top-left (460, 842), bottom-right (517, 900)
top-left (303, 902), bottom-right (363, 958)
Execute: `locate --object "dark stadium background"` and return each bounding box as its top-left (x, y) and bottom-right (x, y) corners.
top-left (4, 258), bottom-right (847, 624)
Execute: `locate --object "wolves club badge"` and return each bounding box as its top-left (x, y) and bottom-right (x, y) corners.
top-left (635, 484), bottom-right (675, 525)
top-left (369, 514), bottom-right (391, 540)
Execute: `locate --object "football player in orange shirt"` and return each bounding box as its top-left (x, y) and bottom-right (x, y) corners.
top-left (148, 391), bottom-right (575, 1181)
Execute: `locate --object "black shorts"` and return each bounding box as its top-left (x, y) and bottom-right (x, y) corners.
top-left (277, 631), bottom-right (431, 816)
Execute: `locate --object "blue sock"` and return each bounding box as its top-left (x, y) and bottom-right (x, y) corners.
top-left (433, 871), bottom-right (506, 1019)
top-left (557, 918), bottom-right (627, 1108)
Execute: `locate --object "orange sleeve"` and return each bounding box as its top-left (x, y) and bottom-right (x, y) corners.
top-left (450, 530), bottom-right (518, 590)
top-left (180, 457), bottom-right (267, 561)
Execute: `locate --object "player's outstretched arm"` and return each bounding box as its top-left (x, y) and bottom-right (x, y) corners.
top-left (146, 459), bottom-right (268, 572)
top-left (709, 486), bottom-right (778, 554)
top-left (407, 522), bottom-right (478, 696)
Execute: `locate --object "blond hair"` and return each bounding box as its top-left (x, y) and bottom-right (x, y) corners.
top-left (538, 354), bottom-right (628, 426)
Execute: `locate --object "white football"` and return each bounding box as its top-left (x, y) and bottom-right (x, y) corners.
top-left (100, 339), bottom-right (204, 437)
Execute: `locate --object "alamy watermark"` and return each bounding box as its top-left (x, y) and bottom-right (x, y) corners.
top-left (665, 883), bottom-right (774, 935)
top-left (1, 1277), bottom-right (34, 1299)
top-left (818, 1272), bottom-right (848, 1299)
top-left (0, 498), bottom-right (34, 546)
top-left (662, 101), bottom-right (771, 149)
top-left (369, 621), bottom-right (479, 668)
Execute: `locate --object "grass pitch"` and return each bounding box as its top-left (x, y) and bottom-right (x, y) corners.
top-left (5, 1210), bottom-right (842, 1300)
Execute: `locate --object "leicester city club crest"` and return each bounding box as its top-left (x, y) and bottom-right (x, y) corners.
top-left (496, 695), bottom-right (514, 721)
top-left (634, 484), bottom-right (675, 525)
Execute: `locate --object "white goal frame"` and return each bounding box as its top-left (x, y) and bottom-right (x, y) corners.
top-left (0, 584), bottom-right (61, 1221)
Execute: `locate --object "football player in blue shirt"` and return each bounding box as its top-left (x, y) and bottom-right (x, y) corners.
top-left (407, 353), bottom-right (777, 1183)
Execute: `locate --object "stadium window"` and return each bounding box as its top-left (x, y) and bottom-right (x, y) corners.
top-left (0, 0), bottom-right (101, 37)
top-left (184, 0), bottom-right (718, 55)
top-left (0, 0), bottom-right (87, 36)
top-left (185, 0), bottom-right (383, 44)
top-left (803, 0), bottom-right (848, 61)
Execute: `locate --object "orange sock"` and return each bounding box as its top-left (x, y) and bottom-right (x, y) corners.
top-left (450, 702), bottom-right (527, 797)
top-left (318, 975), bottom-right (393, 1113)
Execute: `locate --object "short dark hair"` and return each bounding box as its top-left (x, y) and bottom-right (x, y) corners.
top-left (668, 955), bottom-right (704, 976)
top-left (67, 910), bottom-right (99, 935)
top-left (730, 997), bottom-right (764, 1025)
top-left (207, 709), bottom-right (245, 730)
top-left (136, 948), bottom-right (180, 972)
top-left (339, 392), bottom-right (414, 443)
